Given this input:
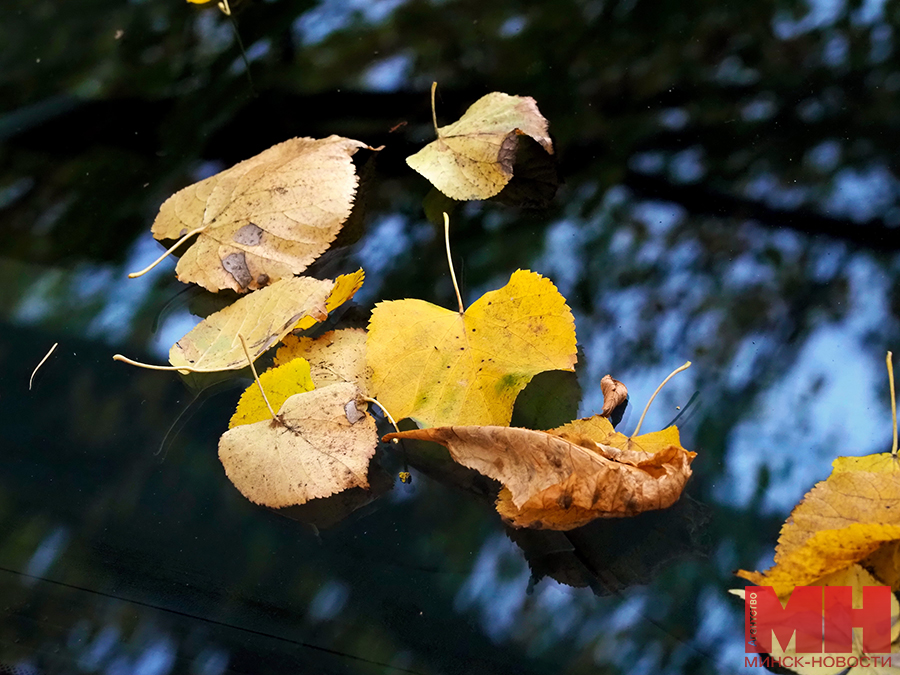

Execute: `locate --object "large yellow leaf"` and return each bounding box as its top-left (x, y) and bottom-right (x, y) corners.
top-left (219, 383), bottom-right (378, 508)
top-left (276, 328), bottom-right (370, 392)
top-left (151, 136), bottom-right (372, 292)
top-left (737, 452), bottom-right (900, 596)
top-left (169, 275), bottom-right (332, 372)
top-left (406, 92), bottom-right (553, 201)
top-left (385, 424), bottom-right (695, 530)
top-left (228, 357), bottom-right (315, 429)
top-left (367, 269), bottom-right (577, 428)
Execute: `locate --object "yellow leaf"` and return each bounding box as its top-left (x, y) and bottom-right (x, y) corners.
top-left (736, 452), bottom-right (900, 596)
top-left (292, 268), bottom-right (364, 332)
top-left (228, 357), bottom-right (314, 429)
top-left (407, 92), bottom-right (553, 201)
top-left (169, 275), bottom-right (332, 372)
top-left (367, 269), bottom-right (577, 428)
top-left (384, 424), bottom-right (695, 530)
top-left (151, 136), bottom-right (373, 293)
top-left (218, 383), bottom-right (378, 508)
top-left (552, 414), bottom-right (682, 454)
top-left (275, 328), bottom-right (369, 392)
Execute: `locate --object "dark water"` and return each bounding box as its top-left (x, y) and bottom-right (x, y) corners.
top-left (3, 1), bottom-right (900, 673)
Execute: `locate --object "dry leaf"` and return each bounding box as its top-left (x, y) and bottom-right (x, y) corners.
top-left (151, 136), bottom-right (372, 292)
top-left (736, 452), bottom-right (900, 596)
top-left (367, 269), bottom-right (577, 428)
top-left (407, 92), bottom-right (553, 201)
top-left (600, 374), bottom-right (628, 417)
top-left (228, 357), bottom-right (315, 429)
top-left (384, 424), bottom-right (695, 530)
top-left (276, 328), bottom-right (369, 392)
top-left (169, 275), bottom-right (332, 372)
top-left (292, 269), bottom-right (364, 332)
top-left (219, 383), bottom-right (378, 508)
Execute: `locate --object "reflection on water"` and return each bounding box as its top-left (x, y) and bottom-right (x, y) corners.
top-left (3, 0), bottom-right (900, 673)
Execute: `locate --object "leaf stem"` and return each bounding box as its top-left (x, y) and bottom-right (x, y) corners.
top-left (632, 361), bottom-right (692, 437)
top-left (239, 333), bottom-right (276, 420)
top-left (443, 212), bottom-right (465, 315)
top-left (29, 342), bottom-right (58, 390)
top-left (430, 81), bottom-right (439, 138)
top-left (888, 351), bottom-right (897, 456)
top-left (112, 354), bottom-right (208, 373)
top-left (362, 396), bottom-right (400, 435)
top-left (128, 225), bottom-right (207, 279)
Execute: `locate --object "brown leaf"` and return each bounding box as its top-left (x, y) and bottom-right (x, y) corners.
top-left (384, 425), bottom-right (695, 530)
top-left (218, 383), bottom-right (378, 508)
top-left (151, 136), bottom-right (372, 293)
top-left (600, 374), bottom-right (628, 417)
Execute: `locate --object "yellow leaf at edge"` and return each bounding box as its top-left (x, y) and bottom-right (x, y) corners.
top-left (275, 328), bottom-right (369, 392)
top-left (367, 269), bottom-right (577, 428)
top-left (293, 269), bottom-right (364, 332)
top-left (169, 275), bottom-right (332, 372)
top-left (736, 522), bottom-right (900, 597)
top-left (228, 357), bottom-right (315, 429)
top-left (406, 92), bottom-right (553, 201)
top-left (832, 452), bottom-right (900, 475)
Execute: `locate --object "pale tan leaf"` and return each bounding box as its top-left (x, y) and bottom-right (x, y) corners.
top-left (169, 275), bottom-right (332, 372)
top-left (152, 136), bottom-right (372, 292)
top-left (219, 383), bottom-right (378, 508)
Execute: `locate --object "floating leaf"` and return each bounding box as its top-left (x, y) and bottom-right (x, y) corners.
top-left (151, 136), bottom-right (373, 292)
top-left (169, 276), bottom-right (332, 372)
top-left (276, 328), bottom-right (369, 391)
top-left (367, 269), bottom-right (577, 428)
top-left (407, 89), bottom-right (553, 201)
top-left (736, 452), bottom-right (900, 596)
top-left (385, 424), bottom-right (695, 530)
top-left (219, 383), bottom-right (378, 508)
top-left (228, 357), bottom-right (315, 429)
top-left (292, 269), bottom-right (364, 332)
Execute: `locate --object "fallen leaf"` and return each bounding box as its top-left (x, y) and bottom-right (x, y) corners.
top-left (228, 357), bottom-right (314, 429)
top-left (169, 275), bottom-right (332, 372)
top-left (407, 91), bottom-right (553, 201)
top-left (384, 424), bottom-right (695, 530)
top-left (367, 269), bottom-right (577, 428)
top-left (276, 328), bottom-right (369, 391)
top-left (151, 136), bottom-right (372, 292)
top-left (600, 374), bottom-right (628, 417)
top-left (219, 383), bottom-right (378, 508)
top-left (736, 452), bottom-right (900, 596)
top-left (292, 269), bottom-right (364, 332)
